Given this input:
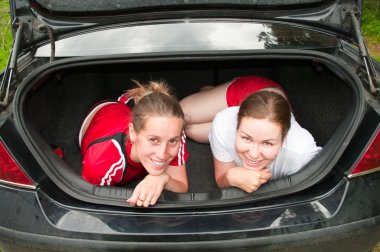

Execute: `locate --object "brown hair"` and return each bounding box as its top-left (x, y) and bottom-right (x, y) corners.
top-left (237, 91), bottom-right (291, 140)
top-left (126, 80), bottom-right (185, 132)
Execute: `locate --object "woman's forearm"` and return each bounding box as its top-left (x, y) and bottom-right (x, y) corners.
top-left (164, 174), bottom-right (188, 193)
top-left (216, 167), bottom-right (238, 188)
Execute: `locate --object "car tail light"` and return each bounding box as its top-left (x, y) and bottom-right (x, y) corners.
top-left (0, 140), bottom-right (35, 188)
top-left (349, 129), bottom-right (380, 178)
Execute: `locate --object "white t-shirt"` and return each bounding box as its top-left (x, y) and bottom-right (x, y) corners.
top-left (209, 107), bottom-right (322, 179)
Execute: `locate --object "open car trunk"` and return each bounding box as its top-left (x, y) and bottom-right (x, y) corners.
top-left (14, 51), bottom-right (364, 208)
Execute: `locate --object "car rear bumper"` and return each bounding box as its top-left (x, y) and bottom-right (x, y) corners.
top-left (1, 213), bottom-right (379, 252)
top-left (1, 174), bottom-right (380, 252)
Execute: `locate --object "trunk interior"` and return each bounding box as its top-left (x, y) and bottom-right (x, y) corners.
top-left (20, 56), bottom-right (357, 207)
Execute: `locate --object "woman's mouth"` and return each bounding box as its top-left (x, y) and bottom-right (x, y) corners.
top-left (242, 155), bottom-right (263, 167)
top-left (151, 159), bottom-right (166, 167)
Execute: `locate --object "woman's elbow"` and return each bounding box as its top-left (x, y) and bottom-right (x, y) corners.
top-left (179, 181), bottom-right (189, 193)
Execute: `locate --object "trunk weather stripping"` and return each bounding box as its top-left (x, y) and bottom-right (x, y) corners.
top-left (350, 11), bottom-right (380, 95)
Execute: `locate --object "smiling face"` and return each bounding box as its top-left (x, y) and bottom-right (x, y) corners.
top-left (129, 116), bottom-right (183, 176)
top-left (235, 117), bottom-right (284, 170)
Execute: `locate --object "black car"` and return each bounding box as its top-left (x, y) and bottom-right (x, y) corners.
top-left (0, 0), bottom-right (380, 251)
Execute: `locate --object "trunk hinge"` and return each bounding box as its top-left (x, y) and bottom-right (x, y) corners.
top-left (33, 21), bottom-right (56, 63)
top-left (19, 16), bottom-right (56, 62)
top-left (0, 20), bottom-right (24, 107)
top-left (350, 11), bottom-right (380, 95)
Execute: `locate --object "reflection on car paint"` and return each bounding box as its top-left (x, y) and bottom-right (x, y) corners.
top-left (36, 21), bottom-right (339, 57)
top-left (40, 180), bottom-right (347, 234)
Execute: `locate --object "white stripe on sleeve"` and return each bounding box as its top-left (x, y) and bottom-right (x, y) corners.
top-left (100, 139), bottom-right (126, 186)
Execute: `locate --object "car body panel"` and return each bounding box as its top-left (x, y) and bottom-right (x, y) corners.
top-left (1, 172), bottom-right (380, 251)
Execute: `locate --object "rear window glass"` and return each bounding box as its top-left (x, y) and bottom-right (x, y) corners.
top-left (36, 21), bottom-right (339, 57)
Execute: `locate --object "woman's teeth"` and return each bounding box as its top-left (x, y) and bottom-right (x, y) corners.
top-left (245, 157), bottom-right (261, 166)
top-left (152, 160), bottom-right (165, 166)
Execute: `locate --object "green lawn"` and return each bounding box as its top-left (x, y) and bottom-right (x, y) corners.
top-left (363, 0), bottom-right (380, 61)
top-left (0, 0), bottom-right (11, 69)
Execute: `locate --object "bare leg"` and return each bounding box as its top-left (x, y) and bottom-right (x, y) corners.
top-left (180, 81), bottom-right (231, 142)
top-left (180, 81), bottom-right (230, 123)
top-left (185, 122), bottom-right (212, 143)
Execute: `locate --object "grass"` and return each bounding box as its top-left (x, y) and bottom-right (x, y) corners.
top-left (362, 0), bottom-right (380, 61)
top-left (0, 0), bottom-right (11, 69)
top-left (375, 244), bottom-right (380, 252)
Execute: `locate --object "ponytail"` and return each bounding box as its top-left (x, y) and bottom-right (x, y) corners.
top-left (126, 79), bottom-right (171, 105)
top-left (126, 80), bottom-right (185, 132)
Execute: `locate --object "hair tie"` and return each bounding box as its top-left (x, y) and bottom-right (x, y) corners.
top-left (144, 91), bottom-right (153, 97)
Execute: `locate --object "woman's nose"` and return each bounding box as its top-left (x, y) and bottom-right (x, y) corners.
top-left (249, 144), bottom-right (260, 158)
top-left (156, 144), bottom-right (168, 159)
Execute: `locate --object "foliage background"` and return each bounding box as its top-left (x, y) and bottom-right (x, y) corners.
top-left (0, 0), bottom-right (11, 68)
top-left (0, 0), bottom-right (378, 251)
top-left (363, 0), bottom-right (380, 61)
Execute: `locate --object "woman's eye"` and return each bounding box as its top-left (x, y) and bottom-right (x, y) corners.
top-left (263, 142), bottom-right (273, 147)
top-left (169, 139), bottom-right (178, 145)
top-left (149, 138), bottom-right (159, 144)
top-left (241, 136), bottom-right (251, 142)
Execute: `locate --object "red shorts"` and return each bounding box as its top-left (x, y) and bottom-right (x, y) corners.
top-left (226, 76), bottom-right (282, 107)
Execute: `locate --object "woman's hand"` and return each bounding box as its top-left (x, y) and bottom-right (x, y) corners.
top-left (214, 158), bottom-right (272, 193)
top-left (127, 173), bottom-right (169, 207)
top-left (226, 166), bottom-right (272, 193)
top-left (127, 165), bottom-right (187, 207)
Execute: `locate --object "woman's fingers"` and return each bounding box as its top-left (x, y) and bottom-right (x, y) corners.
top-left (149, 194), bottom-right (160, 206)
top-left (242, 168), bottom-right (272, 193)
top-left (127, 187), bottom-right (141, 206)
top-left (259, 169), bottom-right (272, 184)
top-left (142, 192), bottom-right (157, 207)
top-left (139, 191), bottom-right (161, 207)
top-left (136, 190), bottom-right (148, 207)
top-left (127, 174), bottom-right (166, 207)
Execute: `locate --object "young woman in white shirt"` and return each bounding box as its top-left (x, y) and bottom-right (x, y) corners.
top-left (180, 76), bottom-right (321, 192)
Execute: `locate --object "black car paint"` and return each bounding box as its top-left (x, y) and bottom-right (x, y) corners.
top-left (1, 173), bottom-right (380, 251)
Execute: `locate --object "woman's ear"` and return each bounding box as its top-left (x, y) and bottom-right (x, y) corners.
top-left (129, 123), bottom-right (136, 142)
